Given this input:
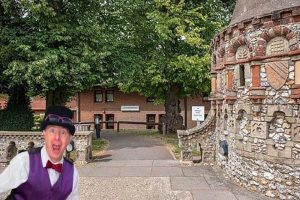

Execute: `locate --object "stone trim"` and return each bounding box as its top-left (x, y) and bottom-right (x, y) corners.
top-left (0, 131), bottom-right (93, 165)
top-left (214, 6), bottom-right (300, 45)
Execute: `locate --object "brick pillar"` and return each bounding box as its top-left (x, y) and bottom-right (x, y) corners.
top-left (251, 65), bottom-right (261, 87)
top-left (227, 70), bottom-right (233, 91)
top-left (211, 75), bottom-right (217, 93)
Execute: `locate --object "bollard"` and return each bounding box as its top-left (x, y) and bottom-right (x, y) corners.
top-left (162, 123), bottom-right (166, 135)
top-left (95, 117), bottom-right (101, 139)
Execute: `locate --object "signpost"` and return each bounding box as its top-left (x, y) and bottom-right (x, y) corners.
top-left (192, 106), bottom-right (205, 126)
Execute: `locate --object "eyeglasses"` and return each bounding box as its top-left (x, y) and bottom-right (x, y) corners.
top-left (45, 114), bottom-right (73, 125)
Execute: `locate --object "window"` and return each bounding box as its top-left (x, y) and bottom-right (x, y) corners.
top-left (239, 65), bottom-right (245, 87)
top-left (106, 114), bottom-right (114, 129)
top-left (146, 114), bottom-right (156, 129)
top-left (146, 97), bottom-right (155, 103)
top-left (202, 92), bottom-right (210, 101)
top-left (105, 90), bottom-right (114, 102)
top-left (94, 90), bottom-right (103, 102)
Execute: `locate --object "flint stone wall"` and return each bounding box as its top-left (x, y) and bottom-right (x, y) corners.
top-left (0, 131), bottom-right (93, 165)
top-left (213, 7), bottom-right (300, 199)
top-left (179, 5), bottom-right (300, 200)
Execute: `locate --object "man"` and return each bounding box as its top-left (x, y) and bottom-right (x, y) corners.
top-left (0, 105), bottom-right (79, 200)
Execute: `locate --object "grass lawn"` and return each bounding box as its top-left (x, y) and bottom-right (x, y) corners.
top-left (92, 138), bottom-right (109, 157)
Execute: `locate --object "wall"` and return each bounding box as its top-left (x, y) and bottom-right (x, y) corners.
top-left (211, 6), bottom-right (300, 199)
top-left (1, 90), bottom-right (210, 130)
top-left (79, 88), bottom-right (210, 130)
top-left (0, 131), bottom-right (93, 165)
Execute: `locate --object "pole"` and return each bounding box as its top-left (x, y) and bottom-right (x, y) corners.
top-left (95, 116), bottom-right (100, 139)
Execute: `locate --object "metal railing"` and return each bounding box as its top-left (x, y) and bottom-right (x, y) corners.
top-left (74, 121), bottom-right (166, 133)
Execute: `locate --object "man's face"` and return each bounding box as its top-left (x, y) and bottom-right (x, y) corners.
top-left (43, 125), bottom-right (72, 163)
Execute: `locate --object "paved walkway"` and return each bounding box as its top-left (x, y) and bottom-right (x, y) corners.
top-left (77, 132), bottom-right (271, 200)
top-left (0, 132), bottom-right (271, 200)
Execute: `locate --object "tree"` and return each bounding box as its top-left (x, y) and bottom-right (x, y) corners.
top-left (0, 1), bottom-right (34, 130)
top-left (109, 0), bottom-right (232, 133)
top-left (1, 0), bottom-right (109, 107)
top-left (220, 0), bottom-right (236, 15)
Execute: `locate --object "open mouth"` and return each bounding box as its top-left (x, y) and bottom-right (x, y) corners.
top-left (52, 144), bottom-right (61, 153)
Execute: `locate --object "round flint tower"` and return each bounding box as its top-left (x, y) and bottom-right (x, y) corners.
top-left (208, 0), bottom-right (300, 199)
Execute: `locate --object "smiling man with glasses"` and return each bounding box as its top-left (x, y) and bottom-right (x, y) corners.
top-left (0, 105), bottom-right (79, 200)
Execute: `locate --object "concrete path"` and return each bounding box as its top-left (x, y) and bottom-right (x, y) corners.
top-left (0, 132), bottom-right (271, 200)
top-left (77, 132), bottom-right (271, 200)
top-left (97, 132), bottom-right (174, 160)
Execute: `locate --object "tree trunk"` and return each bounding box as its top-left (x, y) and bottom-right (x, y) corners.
top-left (164, 85), bottom-right (184, 134)
top-left (46, 89), bottom-right (66, 108)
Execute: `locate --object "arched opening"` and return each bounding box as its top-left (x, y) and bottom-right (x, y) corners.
top-left (6, 141), bottom-right (17, 164)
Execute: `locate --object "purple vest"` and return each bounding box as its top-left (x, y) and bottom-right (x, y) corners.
top-left (13, 148), bottom-right (74, 200)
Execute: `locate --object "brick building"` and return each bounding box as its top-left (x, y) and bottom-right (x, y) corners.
top-left (0, 88), bottom-right (210, 130)
top-left (77, 88), bottom-right (210, 130)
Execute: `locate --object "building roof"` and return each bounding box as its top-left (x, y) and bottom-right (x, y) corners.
top-left (230, 0), bottom-right (300, 25)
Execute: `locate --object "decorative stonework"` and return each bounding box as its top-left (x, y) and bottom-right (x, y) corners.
top-left (178, 4), bottom-right (300, 199)
top-left (251, 121), bottom-right (267, 139)
top-left (268, 111), bottom-right (292, 150)
top-left (227, 118), bottom-right (235, 132)
top-left (265, 61), bottom-right (289, 90)
top-left (236, 45), bottom-right (249, 60)
top-left (292, 123), bottom-right (300, 142)
top-left (236, 110), bottom-right (250, 140)
top-left (0, 131), bottom-right (93, 165)
top-left (266, 37), bottom-right (289, 55)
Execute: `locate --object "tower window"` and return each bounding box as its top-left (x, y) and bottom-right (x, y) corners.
top-left (239, 65), bottom-right (245, 87)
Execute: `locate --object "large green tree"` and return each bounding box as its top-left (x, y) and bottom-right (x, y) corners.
top-left (0, 1), bottom-right (34, 130)
top-left (108, 0), bottom-right (232, 133)
top-left (1, 0), bottom-right (109, 107)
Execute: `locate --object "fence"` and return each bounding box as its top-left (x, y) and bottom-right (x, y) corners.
top-left (74, 121), bottom-right (166, 134)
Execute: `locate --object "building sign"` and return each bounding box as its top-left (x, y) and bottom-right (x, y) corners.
top-left (121, 105), bottom-right (140, 112)
top-left (192, 106), bottom-right (204, 121)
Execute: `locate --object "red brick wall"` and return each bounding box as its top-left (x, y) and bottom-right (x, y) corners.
top-left (79, 88), bottom-right (210, 130)
top-left (0, 89), bottom-right (211, 130)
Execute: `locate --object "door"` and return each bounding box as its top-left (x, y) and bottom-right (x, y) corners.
top-left (146, 114), bottom-right (156, 129)
top-left (106, 114), bottom-right (114, 129)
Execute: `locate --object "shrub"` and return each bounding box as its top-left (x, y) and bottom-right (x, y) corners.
top-left (0, 86), bottom-right (34, 131)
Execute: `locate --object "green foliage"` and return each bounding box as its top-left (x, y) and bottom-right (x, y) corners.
top-left (0, 93), bottom-right (8, 100)
top-left (0, 0), bottom-right (110, 104)
top-left (110, 0), bottom-right (232, 99)
top-left (0, 87), bottom-right (34, 131)
top-left (220, 0), bottom-right (236, 16)
top-left (92, 139), bottom-right (108, 152)
top-left (100, 0), bottom-right (234, 132)
top-left (0, 109), bottom-right (34, 131)
top-left (32, 114), bottom-right (43, 131)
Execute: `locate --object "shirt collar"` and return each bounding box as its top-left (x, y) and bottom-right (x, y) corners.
top-left (41, 146), bottom-right (64, 167)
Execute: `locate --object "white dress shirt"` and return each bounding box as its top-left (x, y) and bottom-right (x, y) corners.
top-left (0, 146), bottom-right (79, 200)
